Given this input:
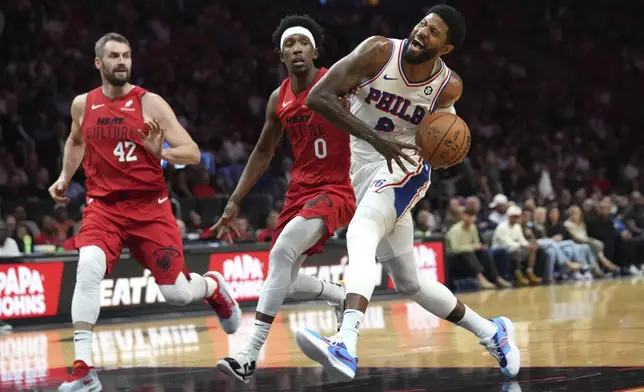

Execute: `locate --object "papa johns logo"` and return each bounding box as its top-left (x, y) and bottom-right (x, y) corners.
top-left (0, 264), bottom-right (63, 319)
top-left (210, 252), bottom-right (268, 301)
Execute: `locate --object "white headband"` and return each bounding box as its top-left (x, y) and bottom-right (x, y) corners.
top-left (280, 26), bottom-right (316, 50)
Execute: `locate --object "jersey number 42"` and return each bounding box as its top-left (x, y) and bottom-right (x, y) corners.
top-left (113, 141), bottom-right (138, 162)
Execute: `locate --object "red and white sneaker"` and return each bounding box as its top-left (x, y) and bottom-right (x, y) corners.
top-left (204, 271), bottom-right (242, 334)
top-left (58, 360), bottom-right (102, 392)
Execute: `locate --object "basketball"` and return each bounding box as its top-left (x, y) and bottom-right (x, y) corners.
top-left (415, 112), bottom-right (471, 169)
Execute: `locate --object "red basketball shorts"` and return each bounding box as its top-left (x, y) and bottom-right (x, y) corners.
top-left (271, 182), bottom-right (356, 256)
top-left (74, 192), bottom-right (189, 285)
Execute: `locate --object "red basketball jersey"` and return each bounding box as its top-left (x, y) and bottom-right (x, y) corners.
top-left (80, 86), bottom-right (166, 197)
top-left (276, 68), bottom-right (351, 187)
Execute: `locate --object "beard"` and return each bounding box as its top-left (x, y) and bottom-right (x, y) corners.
top-left (402, 36), bottom-right (438, 65)
top-left (103, 66), bottom-right (130, 87)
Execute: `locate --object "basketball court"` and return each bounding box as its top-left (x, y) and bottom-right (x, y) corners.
top-left (2, 278), bottom-right (643, 391)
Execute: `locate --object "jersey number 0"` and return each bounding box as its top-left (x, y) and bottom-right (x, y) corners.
top-left (314, 138), bottom-right (327, 159)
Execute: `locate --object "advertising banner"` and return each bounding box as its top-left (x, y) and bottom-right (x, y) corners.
top-left (0, 263), bottom-right (64, 320)
top-left (0, 239), bottom-right (444, 322)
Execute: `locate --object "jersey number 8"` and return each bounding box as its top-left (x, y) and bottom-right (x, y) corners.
top-left (314, 138), bottom-right (327, 159)
top-left (375, 117), bottom-right (395, 133)
top-left (113, 141), bottom-right (138, 162)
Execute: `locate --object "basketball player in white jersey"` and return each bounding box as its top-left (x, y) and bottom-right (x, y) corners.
top-left (295, 5), bottom-right (520, 381)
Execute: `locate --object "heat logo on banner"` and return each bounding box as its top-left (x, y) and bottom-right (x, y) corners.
top-left (100, 269), bottom-right (165, 307)
top-left (0, 263), bottom-right (64, 319)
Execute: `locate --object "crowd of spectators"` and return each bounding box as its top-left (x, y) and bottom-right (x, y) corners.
top-left (0, 0), bottom-right (642, 287)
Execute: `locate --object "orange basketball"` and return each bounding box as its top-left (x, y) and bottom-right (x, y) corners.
top-left (415, 112), bottom-right (471, 169)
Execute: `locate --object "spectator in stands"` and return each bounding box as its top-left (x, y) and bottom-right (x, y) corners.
top-left (443, 198), bottom-right (463, 230)
top-left (257, 210), bottom-right (279, 242)
top-left (229, 216), bottom-right (254, 242)
top-left (492, 206), bottom-right (539, 286)
top-left (171, 170), bottom-right (192, 198)
top-left (488, 194), bottom-right (509, 225)
top-left (223, 131), bottom-right (248, 164)
top-left (0, 220), bottom-right (20, 257)
top-left (2, 173), bottom-right (28, 200)
top-left (545, 206), bottom-right (597, 279)
top-left (587, 198), bottom-right (644, 276)
top-left (532, 207), bottom-right (582, 280)
top-left (191, 168), bottom-right (217, 198)
top-left (52, 204), bottom-right (75, 240)
top-left (34, 216), bottom-right (61, 246)
top-left (414, 208), bottom-right (439, 239)
top-left (5, 215), bottom-right (16, 238)
top-left (519, 208), bottom-right (544, 284)
top-left (564, 206), bottom-right (617, 276)
top-left (0, 152), bottom-right (27, 186)
top-left (624, 191), bottom-right (644, 239)
top-left (27, 167), bottom-right (51, 201)
top-left (185, 210), bottom-right (204, 239)
top-left (582, 199), bottom-right (596, 216)
top-left (14, 223), bottom-right (33, 253)
top-left (213, 172), bottom-right (231, 194)
top-left (13, 205), bottom-right (39, 236)
top-left (445, 207), bottom-right (512, 289)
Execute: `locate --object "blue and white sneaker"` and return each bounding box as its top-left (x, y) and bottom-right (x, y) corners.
top-left (480, 317), bottom-right (520, 377)
top-left (295, 329), bottom-right (358, 382)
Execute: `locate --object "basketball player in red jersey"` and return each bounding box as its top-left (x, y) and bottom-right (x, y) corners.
top-left (50, 33), bottom-right (242, 392)
top-left (214, 15), bottom-right (354, 383)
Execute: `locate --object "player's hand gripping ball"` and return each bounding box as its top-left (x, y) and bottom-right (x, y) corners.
top-left (415, 112), bottom-right (471, 169)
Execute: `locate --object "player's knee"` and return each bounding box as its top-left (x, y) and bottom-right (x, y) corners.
top-left (159, 283), bottom-right (192, 306)
top-left (346, 206), bottom-right (387, 243)
top-left (269, 241), bottom-right (297, 269)
top-left (391, 274), bottom-right (421, 296)
top-left (76, 246), bottom-right (107, 288)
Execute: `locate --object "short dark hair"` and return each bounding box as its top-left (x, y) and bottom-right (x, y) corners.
top-left (463, 206), bottom-right (478, 217)
top-left (271, 15), bottom-right (324, 51)
top-left (427, 5), bottom-right (466, 48)
top-left (95, 32), bottom-right (131, 58)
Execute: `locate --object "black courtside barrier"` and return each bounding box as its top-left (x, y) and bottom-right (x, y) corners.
top-left (0, 238), bottom-right (444, 326)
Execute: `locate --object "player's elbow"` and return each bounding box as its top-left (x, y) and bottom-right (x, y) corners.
top-left (305, 88), bottom-right (332, 113)
top-left (186, 142), bottom-right (201, 165)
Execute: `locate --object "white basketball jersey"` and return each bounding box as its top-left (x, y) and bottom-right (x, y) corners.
top-left (349, 38), bottom-right (452, 172)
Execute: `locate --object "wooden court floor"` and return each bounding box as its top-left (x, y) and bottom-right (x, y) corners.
top-left (2, 278), bottom-right (644, 391)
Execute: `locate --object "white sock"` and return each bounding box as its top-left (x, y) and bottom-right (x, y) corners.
top-left (456, 306), bottom-right (497, 340)
top-left (248, 320), bottom-right (271, 352)
top-left (203, 275), bottom-right (218, 298)
top-left (74, 330), bottom-right (93, 366)
top-left (338, 309), bottom-right (364, 357)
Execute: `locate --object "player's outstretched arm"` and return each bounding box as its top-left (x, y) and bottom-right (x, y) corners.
top-left (49, 94), bottom-right (87, 203)
top-left (211, 89), bottom-right (283, 237)
top-left (306, 36), bottom-right (419, 173)
top-left (142, 93), bottom-right (200, 165)
top-left (229, 88), bottom-right (283, 205)
top-left (306, 36), bottom-right (389, 145)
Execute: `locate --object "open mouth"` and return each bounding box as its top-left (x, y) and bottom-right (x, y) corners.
top-left (292, 57), bottom-right (305, 66)
top-left (410, 36), bottom-right (425, 51)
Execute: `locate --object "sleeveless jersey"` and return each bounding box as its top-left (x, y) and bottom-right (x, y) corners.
top-left (349, 38), bottom-right (452, 171)
top-left (81, 86), bottom-right (166, 197)
top-left (276, 68), bottom-right (352, 187)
